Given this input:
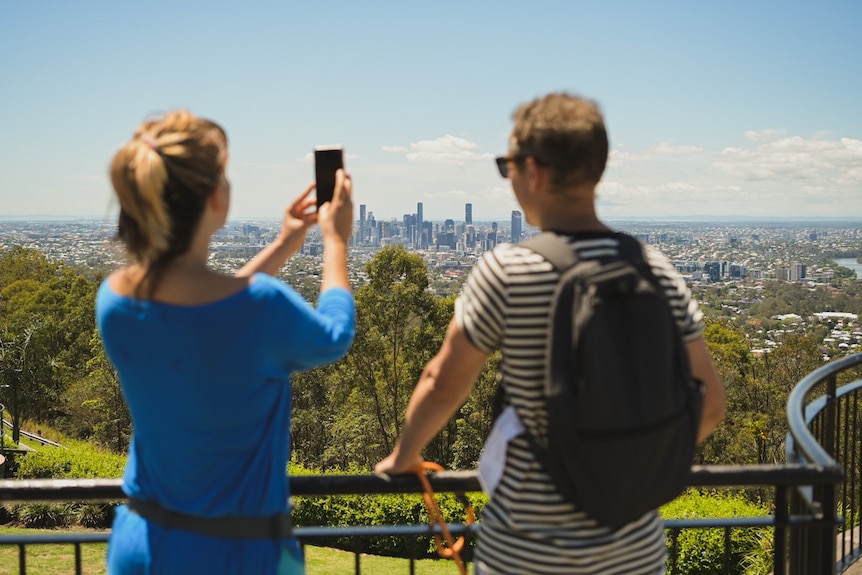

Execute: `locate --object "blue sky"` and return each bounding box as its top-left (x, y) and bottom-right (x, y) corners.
top-left (1, 1), bottom-right (861, 222)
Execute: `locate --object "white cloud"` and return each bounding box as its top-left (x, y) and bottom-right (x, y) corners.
top-left (607, 149), bottom-right (646, 170)
top-left (715, 136), bottom-right (862, 182)
top-left (744, 129), bottom-right (788, 143)
top-left (384, 135), bottom-right (494, 164)
top-left (595, 131), bottom-right (862, 217)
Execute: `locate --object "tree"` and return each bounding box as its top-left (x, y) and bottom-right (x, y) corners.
top-left (330, 246), bottom-right (438, 468)
top-left (0, 319), bottom-right (52, 443)
top-left (81, 334), bottom-right (131, 453)
top-left (0, 248), bottom-right (100, 444)
top-left (699, 318), bottom-right (755, 465)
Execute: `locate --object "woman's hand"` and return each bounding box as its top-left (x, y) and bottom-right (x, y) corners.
top-left (318, 169), bottom-right (353, 293)
top-left (235, 184), bottom-right (318, 278)
top-left (278, 183), bottom-right (318, 246)
top-left (318, 169), bottom-right (353, 245)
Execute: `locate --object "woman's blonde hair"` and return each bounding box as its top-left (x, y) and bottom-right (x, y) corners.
top-left (109, 110), bottom-right (227, 296)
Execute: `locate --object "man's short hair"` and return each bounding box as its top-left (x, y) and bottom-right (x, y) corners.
top-left (511, 93), bottom-right (608, 191)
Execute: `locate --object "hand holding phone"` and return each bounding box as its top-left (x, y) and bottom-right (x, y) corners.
top-left (314, 145), bottom-right (344, 210)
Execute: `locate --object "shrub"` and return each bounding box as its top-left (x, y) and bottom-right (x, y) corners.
top-left (7, 436), bottom-right (124, 529)
top-left (15, 439), bottom-right (124, 479)
top-left (289, 461), bottom-right (486, 558)
top-left (11, 502), bottom-right (74, 529)
top-left (75, 503), bottom-right (115, 529)
top-left (661, 490), bottom-right (773, 575)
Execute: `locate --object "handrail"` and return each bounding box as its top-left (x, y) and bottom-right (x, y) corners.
top-left (786, 351), bottom-right (862, 468)
top-left (0, 464), bottom-right (843, 504)
top-left (0, 417), bottom-right (62, 448)
top-left (785, 351), bottom-right (862, 574)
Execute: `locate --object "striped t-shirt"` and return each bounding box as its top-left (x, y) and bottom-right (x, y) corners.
top-left (455, 232), bottom-right (703, 575)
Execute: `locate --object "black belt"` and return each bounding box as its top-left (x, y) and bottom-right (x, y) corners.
top-left (127, 498), bottom-right (293, 540)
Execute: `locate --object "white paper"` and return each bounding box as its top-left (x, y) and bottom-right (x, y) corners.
top-left (478, 405), bottom-right (524, 496)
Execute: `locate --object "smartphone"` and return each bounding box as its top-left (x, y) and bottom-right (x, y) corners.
top-left (314, 145), bottom-right (344, 209)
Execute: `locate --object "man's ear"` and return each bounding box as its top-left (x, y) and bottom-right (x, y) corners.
top-left (525, 156), bottom-right (545, 194)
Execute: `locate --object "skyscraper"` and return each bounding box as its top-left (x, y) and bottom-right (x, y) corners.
top-left (511, 210), bottom-right (523, 243)
top-left (790, 262), bottom-right (807, 281)
top-left (465, 203), bottom-right (472, 225)
top-left (417, 202), bottom-right (424, 248)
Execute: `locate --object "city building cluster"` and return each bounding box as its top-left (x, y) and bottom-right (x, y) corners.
top-left (352, 202), bottom-right (524, 253)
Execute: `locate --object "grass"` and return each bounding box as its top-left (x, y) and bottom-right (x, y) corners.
top-left (0, 527), bottom-right (107, 575)
top-left (305, 546), bottom-right (473, 574)
top-left (0, 527), bottom-right (472, 574)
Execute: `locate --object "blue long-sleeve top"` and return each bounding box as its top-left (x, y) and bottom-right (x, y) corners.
top-left (96, 273), bottom-right (354, 518)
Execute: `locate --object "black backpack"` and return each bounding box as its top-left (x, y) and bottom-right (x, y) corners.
top-left (513, 231), bottom-right (704, 528)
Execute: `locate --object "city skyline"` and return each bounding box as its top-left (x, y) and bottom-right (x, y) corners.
top-left (1, 2), bottom-right (861, 221)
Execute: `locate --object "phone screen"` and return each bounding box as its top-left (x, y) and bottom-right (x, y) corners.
top-left (314, 146), bottom-right (344, 209)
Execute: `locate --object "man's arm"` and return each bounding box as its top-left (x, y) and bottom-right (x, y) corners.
top-left (686, 336), bottom-right (726, 443)
top-left (375, 317), bottom-right (489, 475)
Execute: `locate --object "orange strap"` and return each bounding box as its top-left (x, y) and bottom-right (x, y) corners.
top-left (411, 461), bottom-right (475, 575)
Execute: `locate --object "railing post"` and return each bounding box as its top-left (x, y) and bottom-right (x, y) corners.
top-left (815, 374), bottom-right (838, 575)
top-left (824, 374), bottom-right (837, 459)
top-left (817, 482), bottom-right (838, 575)
top-left (778, 484), bottom-right (789, 575)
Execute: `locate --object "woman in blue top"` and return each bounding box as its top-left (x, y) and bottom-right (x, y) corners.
top-left (96, 110), bottom-right (355, 575)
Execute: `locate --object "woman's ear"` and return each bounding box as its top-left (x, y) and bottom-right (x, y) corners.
top-left (208, 178), bottom-right (230, 212)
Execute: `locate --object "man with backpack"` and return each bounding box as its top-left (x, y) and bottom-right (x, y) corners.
top-left (376, 92), bottom-right (726, 575)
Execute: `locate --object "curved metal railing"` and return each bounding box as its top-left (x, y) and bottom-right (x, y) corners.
top-left (786, 351), bottom-right (862, 574)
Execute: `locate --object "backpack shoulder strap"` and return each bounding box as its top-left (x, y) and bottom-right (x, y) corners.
top-left (615, 233), bottom-right (647, 265)
top-left (520, 232), bottom-right (578, 271)
top-left (615, 233), bottom-right (662, 285)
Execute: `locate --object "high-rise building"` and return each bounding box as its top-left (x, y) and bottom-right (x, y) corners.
top-left (790, 262), bottom-right (807, 281)
top-left (399, 214), bottom-right (415, 248)
top-left (704, 261), bottom-right (721, 282)
top-left (511, 210), bottom-right (523, 243)
top-left (359, 204), bottom-right (367, 244)
top-left (465, 203), bottom-right (472, 225)
top-left (417, 202), bottom-right (424, 248)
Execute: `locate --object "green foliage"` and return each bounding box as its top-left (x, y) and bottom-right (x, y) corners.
top-left (8, 502), bottom-right (73, 528)
top-left (293, 490), bottom-right (485, 558)
top-left (291, 247), bottom-right (501, 472)
top-left (75, 503), bottom-right (115, 528)
top-left (16, 440), bottom-right (125, 479)
top-left (6, 437), bottom-right (123, 529)
top-left (3, 500), bottom-right (115, 530)
top-left (662, 490), bottom-right (772, 575)
top-left (289, 461), bottom-right (486, 558)
top-left (699, 317), bottom-right (826, 467)
top-left (0, 247), bottom-right (104, 447)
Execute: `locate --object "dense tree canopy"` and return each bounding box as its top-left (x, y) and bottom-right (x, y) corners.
top-left (1, 243), bottom-right (859, 475)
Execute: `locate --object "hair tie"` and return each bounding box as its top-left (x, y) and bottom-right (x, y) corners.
top-left (140, 134), bottom-right (159, 152)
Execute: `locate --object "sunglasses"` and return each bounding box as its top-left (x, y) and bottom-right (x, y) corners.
top-left (494, 154), bottom-right (545, 178)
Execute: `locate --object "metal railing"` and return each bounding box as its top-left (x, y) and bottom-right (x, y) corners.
top-left (786, 351), bottom-right (862, 574)
top-left (0, 466), bottom-right (844, 575)
top-left (2, 352), bottom-right (861, 574)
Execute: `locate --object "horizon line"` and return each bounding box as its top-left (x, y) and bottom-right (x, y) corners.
top-left (3, 214), bottom-right (862, 224)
